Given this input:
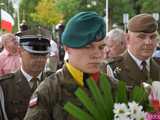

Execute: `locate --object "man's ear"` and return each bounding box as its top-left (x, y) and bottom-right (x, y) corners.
top-left (64, 45), bottom-right (71, 54)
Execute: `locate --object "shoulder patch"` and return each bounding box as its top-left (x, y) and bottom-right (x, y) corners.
top-left (29, 94), bottom-right (38, 108)
top-left (0, 73), bottom-right (14, 81)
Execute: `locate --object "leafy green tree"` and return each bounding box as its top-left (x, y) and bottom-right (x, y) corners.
top-left (55, 0), bottom-right (106, 22)
top-left (138, 0), bottom-right (160, 13)
top-left (108, 0), bottom-right (135, 29)
top-left (18, 0), bottom-right (160, 31)
top-left (19, 0), bottom-right (39, 27)
top-left (0, 0), bottom-right (14, 13)
top-left (31, 0), bottom-right (63, 27)
top-left (55, 0), bottom-right (81, 22)
top-left (55, 0), bottom-right (134, 29)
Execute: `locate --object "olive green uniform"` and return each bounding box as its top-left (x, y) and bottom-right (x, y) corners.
top-left (108, 52), bottom-right (160, 88)
top-left (0, 70), bottom-right (52, 120)
top-left (24, 65), bottom-right (90, 120)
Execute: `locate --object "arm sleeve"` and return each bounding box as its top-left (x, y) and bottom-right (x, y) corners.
top-left (24, 77), bottom-right (61, 120)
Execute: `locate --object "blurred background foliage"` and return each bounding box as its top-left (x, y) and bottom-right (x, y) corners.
top-left (0, 0), bottom-right (160, 32)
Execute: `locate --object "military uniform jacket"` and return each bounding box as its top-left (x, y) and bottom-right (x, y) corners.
top-left (24, 65), bottom-right (90, 120)
top-left (0, 70), bottom-right (52, 120)
top-left (108, 51), bottom-right (160, 88)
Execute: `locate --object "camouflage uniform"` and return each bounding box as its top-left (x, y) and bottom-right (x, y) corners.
top-left (24, 65), bottom-right (91, 120)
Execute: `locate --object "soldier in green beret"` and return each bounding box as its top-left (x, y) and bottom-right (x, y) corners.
top-left (106, 13), bottom-right (160, 89)
top-left (24, 11), bottom-right (106, 120)
top-left (0, 28), bottom-right (52, 120)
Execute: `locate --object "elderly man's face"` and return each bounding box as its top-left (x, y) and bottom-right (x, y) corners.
top-left (5, 37), bottom-right (18, 55)
top-left (66, 40), bottom-right (106, 73)
top-left (127, 31), bottom-right (157, 60)
top-left (104, 38), bottom-right (126, 58)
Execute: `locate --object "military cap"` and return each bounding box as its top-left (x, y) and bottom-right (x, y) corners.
top-left (128, 13), bottom-right (158, 33)
top-left (18, 27), bottom-right (51, 54)
top-left (61, 11), bottom-right (106, 48)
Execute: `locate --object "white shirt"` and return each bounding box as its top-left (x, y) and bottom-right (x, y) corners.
top-left (128, 50), bottom-right (150, 71)
top-left (21, 67), bottom-right (42, 87)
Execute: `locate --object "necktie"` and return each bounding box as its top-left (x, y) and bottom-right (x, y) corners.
top-left (31, 77), bottom-right (39, 92)
top-left (141, 61), bottom-right (148, 81)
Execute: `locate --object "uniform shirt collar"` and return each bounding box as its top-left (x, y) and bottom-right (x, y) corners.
top-left (21, 67), bottom-right (42, 82)
top-left (128, 49), bottom-right (150, 71)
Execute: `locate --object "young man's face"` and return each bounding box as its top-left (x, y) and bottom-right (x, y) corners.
top-left (66, 40), bottom-right (106, 73)
top-left (127, 31), bottom-right (157, 60)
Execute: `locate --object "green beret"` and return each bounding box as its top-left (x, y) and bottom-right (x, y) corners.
top-left (61, 11), bottom-right (106, 48)
top-left (128, 13), bottom-right (158, 33)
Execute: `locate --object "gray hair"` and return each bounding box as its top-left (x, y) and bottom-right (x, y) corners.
top-left (107, 28), bottom-right (125, 42)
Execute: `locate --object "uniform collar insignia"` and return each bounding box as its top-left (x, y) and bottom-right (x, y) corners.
top-left (113, 67), bottom-right (122, 76)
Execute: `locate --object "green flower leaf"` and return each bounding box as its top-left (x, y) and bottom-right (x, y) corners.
top-left (99, 73), bottom-right (114, 120)
top-left (130, 86), bottom-right (147, 104)
top-left (115, 80), bottom-right (127, 103)
top-left (75, 88), bottom-right (101, 120)
top-left (64, 102), bottom-right (94, 120)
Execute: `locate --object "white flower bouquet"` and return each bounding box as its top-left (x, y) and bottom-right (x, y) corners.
top-left (113, 101), bottom-right (146, 120)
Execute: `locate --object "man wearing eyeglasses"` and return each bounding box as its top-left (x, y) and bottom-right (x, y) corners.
top-left (0, 28), bottom-right (53, 120)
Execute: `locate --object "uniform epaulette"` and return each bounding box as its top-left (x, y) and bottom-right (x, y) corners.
top-left (0, 73), bottom-right (14, 81)
top-left (103, 56), bottom-right (123, 64)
